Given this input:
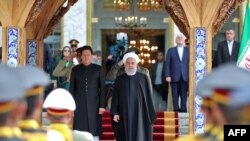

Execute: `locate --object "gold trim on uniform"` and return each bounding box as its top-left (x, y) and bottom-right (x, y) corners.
top-left (47, 108), bottom-right (70, 116)
top-left (241, 107), bottom-right (250, 123)
top-left (20, 120), bottom-right (48, 141)
top-left (49, 123), bottom-right (73, 141)
top-left (202, 98), bottom-right (214, 108)
top-left (26, 87), bottom-right (44, 97)
top-left (19, 119), bottom-right (39, 130)
top-left (0, 101), bottom-right (17, 113)
top-left (0, 126), bottom-right (22, 138)
top-left (204, 123), bottom-right (213, 132)
top-left (210, 126), bottom-right (224, 141)
top-left (23, 133), bottom-right (47, 141)
top-left (22, 131), bottom-right (47, 141)
top-left (211, 90), bottom-right (230, 105)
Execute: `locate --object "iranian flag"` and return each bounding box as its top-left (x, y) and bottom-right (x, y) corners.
top-left (237, 1), bottom-right (250, 70)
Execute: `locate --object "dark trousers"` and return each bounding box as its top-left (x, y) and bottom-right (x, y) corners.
top-left (153, 84), bottom-right (168, 103)
top-left (170, 76), bottom-right (188, 112)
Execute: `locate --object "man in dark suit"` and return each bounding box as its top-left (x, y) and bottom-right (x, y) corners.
top-left (70, 46), bottom-right (106, 141)
top-left (165, 34), bottom-right (189, 112)
top-left (43, 43), bottom-right (53, 74)
top-left (216, 28), bottom-right (240, 66)
top-left (150, 51), bottom-right (169, 111)
top-left (212, 49), bottom-right (218, 68)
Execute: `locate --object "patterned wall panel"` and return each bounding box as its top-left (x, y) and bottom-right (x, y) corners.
top-left (27, 40), bottom-right (38, 67)
top-left (7, 27), bottom-right (19, 67)
top-left (63, 0), bottom-right (86, 47)
top-left (194, 28), bottom-right (206, 134)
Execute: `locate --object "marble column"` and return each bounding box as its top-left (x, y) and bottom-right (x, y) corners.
top-left (63, 0), bottom-right (87, 47)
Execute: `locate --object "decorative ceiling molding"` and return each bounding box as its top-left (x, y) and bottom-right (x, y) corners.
top-left (212, 0), bottom-right (244, 36)
top-left (44, 0), bottom-right (78, 38)
top-left (68, 0), bottom-right (78, 6)
top-left (25, 0), bottom-right (48, 26)
top-left (162, 0), bottom-right (244, 40)
top-left (44, 6), bottom-right (69, 38)
top-left (163, 0), bottom-right (190, 40)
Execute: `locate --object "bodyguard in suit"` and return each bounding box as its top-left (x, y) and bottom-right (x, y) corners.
top-left (150, 51), bottom-right (169, 110)
top-left (216, 28), bottom-right (240, 66)
top-left (165, 34), bottom-right (189, 112)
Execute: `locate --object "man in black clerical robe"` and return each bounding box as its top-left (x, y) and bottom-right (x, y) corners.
top-left (111, 52), bottom-right (156, 141)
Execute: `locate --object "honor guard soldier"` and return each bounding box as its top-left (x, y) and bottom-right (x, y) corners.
top-left (229, 83), bottom-right (250, 124)
top-left (0, 64), bottom-right (26, 141)
top-left (69, 39), bottom-right (80, 65)
top-left (175, 64), bottom-right (250, 141)
top-left (43, 88), bottom-right (94, 141)
top-left (197, 64), bottom-right (250, 141)
top-left (17, 66), bottom-right (64, 141)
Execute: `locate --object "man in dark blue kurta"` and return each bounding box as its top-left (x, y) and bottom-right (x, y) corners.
top-left (111, 52), bottom-right (156, 141)
top-left (70, 46), bottom-right (106, 141)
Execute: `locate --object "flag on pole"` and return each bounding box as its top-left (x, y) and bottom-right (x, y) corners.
top-left (237, 0), bottom-right (250, 70)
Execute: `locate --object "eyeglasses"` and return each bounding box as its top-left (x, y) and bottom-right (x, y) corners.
top-left (63, 50), bottom-right (70, 52)
top-left (71, 45), bottom-right (77, 47)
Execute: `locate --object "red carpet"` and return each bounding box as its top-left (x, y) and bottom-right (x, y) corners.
top-left (100, 111), bottom-right (179, 141)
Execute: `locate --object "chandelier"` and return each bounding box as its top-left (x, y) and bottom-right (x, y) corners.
top-left (114, 0), bottom-right (148, 28)
top-left (114, 0), bottom-right (161, 11)
top-left (113, 0), bottom-right (130, 11)
top-left (129, 39), bottom-right (158, 64)
top-left (137, 0), bottom-right (161, 11)
top-left (115, 16), bottom-right (147, 28)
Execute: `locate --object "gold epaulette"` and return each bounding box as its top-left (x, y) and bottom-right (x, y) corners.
top-left (0, 127), bottom-right (22, 138)
top-left (26, 86), bottom-right (44, 97)
top-left (49, 123), bottom-right (73, 141)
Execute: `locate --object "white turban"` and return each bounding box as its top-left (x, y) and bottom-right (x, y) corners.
top-left (123, 52), bottom-right (140, 64)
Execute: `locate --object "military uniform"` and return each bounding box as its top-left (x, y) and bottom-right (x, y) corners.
top-left (175, 64), bottom-right (250, 141)
top-left (0, 127), bottom-right (24, 141)
top-left (43, 88), bottom-right (94, 141)
top-left (19, 120), bottom-right (48, 141)
top-left (230, 85), bottom-right (250, 123)
top-left (17, 66), bottom-right (64, 141)
top-left (0, 65), bottom-right (26, 141)
top-left (69, 39), bottom-right (80, 65)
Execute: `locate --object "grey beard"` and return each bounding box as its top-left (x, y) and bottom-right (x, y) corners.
top-left (125, 68), bottom-right (137, 76)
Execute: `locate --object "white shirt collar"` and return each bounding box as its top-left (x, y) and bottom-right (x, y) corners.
top-left (177, 46), bottom-right (184, 60)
